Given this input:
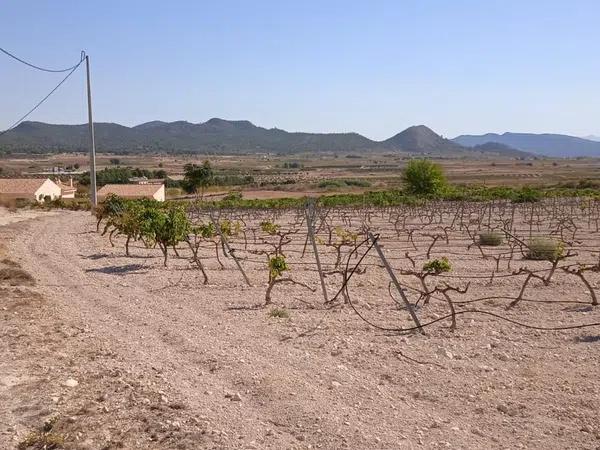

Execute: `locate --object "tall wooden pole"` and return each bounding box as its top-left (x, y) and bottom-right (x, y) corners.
top-left (85, 55), bottom-right (97, 210)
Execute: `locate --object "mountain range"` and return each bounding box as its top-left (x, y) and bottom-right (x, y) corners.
top-left (452, 132), bottom-right (600, 158)
top-left (0, 119), bottom-right (530, 157)
top-left (1, 118), bottom-right (598, 157)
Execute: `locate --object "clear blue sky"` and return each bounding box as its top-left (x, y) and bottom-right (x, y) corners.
top-left (1, 0), bottom-right (599, 139)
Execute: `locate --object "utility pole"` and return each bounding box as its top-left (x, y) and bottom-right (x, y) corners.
top-left (85, 54), bottom-right (97, 210)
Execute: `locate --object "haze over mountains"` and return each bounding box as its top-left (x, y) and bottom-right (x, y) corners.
top-left (0, 118), bottom-right (598, 157)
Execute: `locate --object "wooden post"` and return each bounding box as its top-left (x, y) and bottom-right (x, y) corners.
top-left (306, 200), bottom-right (328, 303)
top-left (210, 214), bottom-right (252, 286)
top-left (368, 232), bottom-right (424, 334)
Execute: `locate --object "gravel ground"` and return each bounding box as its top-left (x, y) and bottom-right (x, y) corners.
top-left (1, 210), bottom-right (600, 449)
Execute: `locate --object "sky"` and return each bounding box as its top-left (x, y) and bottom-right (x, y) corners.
top-left (1, 0), bottom-right (599, 140)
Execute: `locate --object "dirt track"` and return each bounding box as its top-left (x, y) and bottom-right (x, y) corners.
top-left (2, 210), bottom-right (600, 449)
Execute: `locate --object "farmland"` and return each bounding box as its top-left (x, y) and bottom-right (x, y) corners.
top-left (2, 196), bottom-right (600, 449)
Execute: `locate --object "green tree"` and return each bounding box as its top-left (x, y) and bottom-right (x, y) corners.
top-left (402, 159), bottom-right (447, 196)
top-left (183, 160), bottom-right (214, 199)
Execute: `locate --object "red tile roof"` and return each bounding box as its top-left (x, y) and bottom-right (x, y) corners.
top-left (0, 178), bottom-right (48, 194)
top-left (97, 184), bottom-right (163, 197)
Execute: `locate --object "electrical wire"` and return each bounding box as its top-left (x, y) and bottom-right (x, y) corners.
top-left (0, 57), bottom-right (85, 137)
top-left (0, 47), bottom-right (85, 73)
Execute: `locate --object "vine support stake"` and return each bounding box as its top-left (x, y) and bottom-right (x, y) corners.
top-left (368, 232), bottom-right (424, 334)
top-left (210, 214), bottom-right (252, 286)
top-left (306, 200), bottom-right (328, 303)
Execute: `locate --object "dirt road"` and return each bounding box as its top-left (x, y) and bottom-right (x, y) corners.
top-left (2, 211), bottom-right (600, 449)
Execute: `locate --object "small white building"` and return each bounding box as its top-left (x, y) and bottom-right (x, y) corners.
top-left (97, 184), bottom-right (165, 202)
top-left (0, 178), bottom-right (62, 203)
top-left (56, 178), bottom-right (77, 199)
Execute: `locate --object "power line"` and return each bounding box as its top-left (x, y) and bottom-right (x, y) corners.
top-left (0, 47), bottom-right (85, 73)
top-left (0, 58), bottom-right (85, 137)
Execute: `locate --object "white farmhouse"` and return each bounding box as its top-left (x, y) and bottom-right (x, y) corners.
top-left (0, 178), bottom-right (62, 203)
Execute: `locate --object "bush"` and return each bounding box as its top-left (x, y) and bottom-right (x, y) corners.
top-left (513, 187), bottom-right (541, 203)
top-left (268, 255), bottom-right (288, 279)
top-left (402, 159), bottom-right (447, 195)
top-left (525, 238), bottom-right (564, 261)
top-left (268, 307), bottom-right (290, 318)
top-left (479, 232), bottom-right (504, 246)
top-left (422, 257), bottom-right (451, 274)
top-left (223, 191), bottom-right (243, 201)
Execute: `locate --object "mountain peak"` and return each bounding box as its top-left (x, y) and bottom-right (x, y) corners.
top-left (384, 125), bottom-right (460, 153)
top-left (204, 118), bottom-right (256, 129)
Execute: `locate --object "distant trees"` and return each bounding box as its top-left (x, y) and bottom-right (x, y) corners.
top-left (79, 167), bottom-right (168, 187)
top-left (183, 161), bottom-right (214, 198)
top-left (402, 159), bottom-right (447, 196)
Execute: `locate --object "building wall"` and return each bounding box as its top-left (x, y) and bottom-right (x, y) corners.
top-left (0, 179), bottom-right (61, 203)
top-left (61, 190), bottom-right (76, 199)
top-left (34, 179), bottom-right (62, 202)
top-left (153, 185), bottom-right (166, 202)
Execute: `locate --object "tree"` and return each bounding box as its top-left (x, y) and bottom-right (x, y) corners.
top-left (183, 161), bottom-right (214, 199)
top-left (402, 159), bottom-right (447, 196)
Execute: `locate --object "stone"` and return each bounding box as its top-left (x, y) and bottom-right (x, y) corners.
top-left (231, 393), bottom-right (242, 401)
top-left (63, 378), bottom-right (78, 387)
top-left (437, 348), bottom-right (454, 359)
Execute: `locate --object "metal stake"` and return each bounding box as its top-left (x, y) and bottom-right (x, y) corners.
top-left (368, 232), bottom-right (423, 333)
top-left (210, 214), bottom-right (252, 286)
top-left (306, 200), bottom-right (328, 302)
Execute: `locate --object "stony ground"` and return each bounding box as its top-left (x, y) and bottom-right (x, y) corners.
top-left (1, 209), bottom-right (600, 449)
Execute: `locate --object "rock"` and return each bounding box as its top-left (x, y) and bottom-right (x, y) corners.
top-left (496, 352), bottom-right (510, 362)
top-left (331, 349), bottom-right (342, 356)
top-left (497, 404), bottom-right (517, 416)
top-left (437, 348), bottom-right (453, 359)
top-left (231, 393), bottom-right (242, 401)
top-left (329, 381), bottom-right (342, 389)
top-left (63, 378), bottom-right (79, 387)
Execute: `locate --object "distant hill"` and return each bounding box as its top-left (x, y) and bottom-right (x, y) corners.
top-left (470, 142), bottom-right (531, 158)
top-left (0, 119), bottom-right (529, 157)
top-left (382, 125), bottom-right (465, 153)
top-left (453, 132), bottom-right (600, 157)
top-left (583, 135), bottom-right (600, 142)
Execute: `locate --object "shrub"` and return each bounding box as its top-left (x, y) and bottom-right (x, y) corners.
top-left (513, 187), bottom-right (541, 203)
top-left (422, 257), bottom-right (452, 274)
top-left (268, 255), bottom-right (288, 279)
top-left (402, 159), bottom-right (447, 195)
top-left (479, 232), bottom-right (504, 246)
top-left (268, 307), bottom-right (290, 318)
top-left (260, 221), bottom-right (280, 235)
top-left (223, 191), bottom-right (243, 201)
top-left (525, 238), bottom-right (564, 261)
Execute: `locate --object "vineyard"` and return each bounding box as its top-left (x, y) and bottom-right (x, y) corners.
top-left (5, 197), bottom-right (600, 449)
top-left (97, 195), bottom-right (600, 333)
